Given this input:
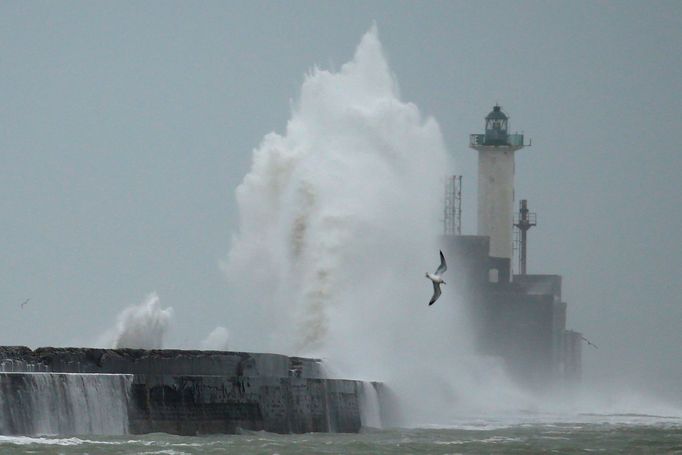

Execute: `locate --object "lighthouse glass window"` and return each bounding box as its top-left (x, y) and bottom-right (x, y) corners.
top-left (487, 119), bottom-right (506, 131)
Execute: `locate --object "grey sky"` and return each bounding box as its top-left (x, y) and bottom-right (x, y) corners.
top-left (1, 1), bottom-right (681, 402)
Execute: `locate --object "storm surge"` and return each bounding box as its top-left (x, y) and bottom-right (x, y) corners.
top-left (224, 26), bottom-right (527, 425)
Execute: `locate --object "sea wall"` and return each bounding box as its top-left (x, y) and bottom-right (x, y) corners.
top-left (0, 372), bottom-right (131, 435)
top-left (128, 374), bottom-right (362, 434)
top-left (0, 347), bottom-right (373, 436)
top-left (0, 347), bottom-right (323, 378)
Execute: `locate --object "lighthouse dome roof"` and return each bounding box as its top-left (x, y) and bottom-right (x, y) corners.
top-left (485, 105), bottom-right (508, 121)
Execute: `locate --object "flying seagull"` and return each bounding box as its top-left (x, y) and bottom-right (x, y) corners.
top-left (20, 298), bottom-right (30, 309)
top-left (581, 335), bottom-right (598, 349)
top-left (426, 250), bottom-right (447, 306)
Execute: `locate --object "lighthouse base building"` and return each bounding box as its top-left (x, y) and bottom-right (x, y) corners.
top-left (442, 235), bottom-right (582, 388)
top-left (442, 106), bottom-right (582, 389)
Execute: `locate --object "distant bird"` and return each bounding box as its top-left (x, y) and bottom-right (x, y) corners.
top-left (426, 250), bottom-right (447, 306)
top-left (581, 335), bottom-right (598, 349)
top-left (20, 298), bottom-right (30, 309)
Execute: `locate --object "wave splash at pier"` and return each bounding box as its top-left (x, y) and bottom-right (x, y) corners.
top-left (225, 26), bottom-right (526, 424)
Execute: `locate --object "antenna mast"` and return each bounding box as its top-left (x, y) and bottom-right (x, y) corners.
top-left (513, 199), bottom-right (536, 274)
top-left (444, 175), bottom-right (462, 236)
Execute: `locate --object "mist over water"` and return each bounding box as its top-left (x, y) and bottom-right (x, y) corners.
top-left (224, 26), bottom-right (534, 425)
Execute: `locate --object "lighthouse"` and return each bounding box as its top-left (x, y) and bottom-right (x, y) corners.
top-left (469, 105), bottom-right (527, 263)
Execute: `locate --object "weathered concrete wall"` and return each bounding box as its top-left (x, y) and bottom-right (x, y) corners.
top-left (0, 347), bottom-right (367, 436)
top-left (0, 347), bottom-right (323, 379)
top-left (127, 374), bottom-right (361, 435)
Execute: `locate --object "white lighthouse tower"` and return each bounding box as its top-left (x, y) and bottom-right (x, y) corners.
top-left (469, 105), bottom-right (527, 262)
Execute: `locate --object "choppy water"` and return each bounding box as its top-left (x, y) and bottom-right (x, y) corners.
top-left (1, 414), bottom-right (681, 454)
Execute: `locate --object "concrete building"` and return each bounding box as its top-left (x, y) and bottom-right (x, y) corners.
top-left (443, 106), bottom-right (582, 389)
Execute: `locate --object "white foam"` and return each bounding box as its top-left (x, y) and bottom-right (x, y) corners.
top-left (0, 435), bottom-right (129, 446)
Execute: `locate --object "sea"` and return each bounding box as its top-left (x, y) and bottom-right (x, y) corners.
top-left (1, 414), bottom-right (681, 455)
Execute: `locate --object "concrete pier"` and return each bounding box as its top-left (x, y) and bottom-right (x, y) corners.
top-left (0, 347), bottom-right (371, 435)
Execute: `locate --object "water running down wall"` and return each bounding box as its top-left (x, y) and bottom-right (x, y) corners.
top-left (0, 373), bottom-right (131, 435)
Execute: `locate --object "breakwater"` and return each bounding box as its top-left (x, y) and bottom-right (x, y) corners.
top-left (0, 347), bottom-right (382, 436)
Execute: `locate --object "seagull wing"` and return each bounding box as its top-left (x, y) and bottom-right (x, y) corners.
top-left (435, 250), bottom-right (447, 275)
top-left (582, 336), bottom-right (599, 349)
top-left (428, 282), bottom-right (441, 306)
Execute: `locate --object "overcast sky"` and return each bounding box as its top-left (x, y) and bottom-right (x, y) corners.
top-left (1, 1), bottom-right (680, 402)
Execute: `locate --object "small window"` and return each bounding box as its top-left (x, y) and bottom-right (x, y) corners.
top-left (489, 268), bottom-right (499, 283)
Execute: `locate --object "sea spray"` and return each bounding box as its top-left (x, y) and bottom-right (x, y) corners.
top-left (225, 26), bottom-right (528, 424)
top-left (200, 326), bottom-right (230, 350)
top-left (226, 25), bottom-right (447, 351)
top-left (97, 293), bottom-right (232, 352)
top-left (99, 293), bottom-right (173, 349)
